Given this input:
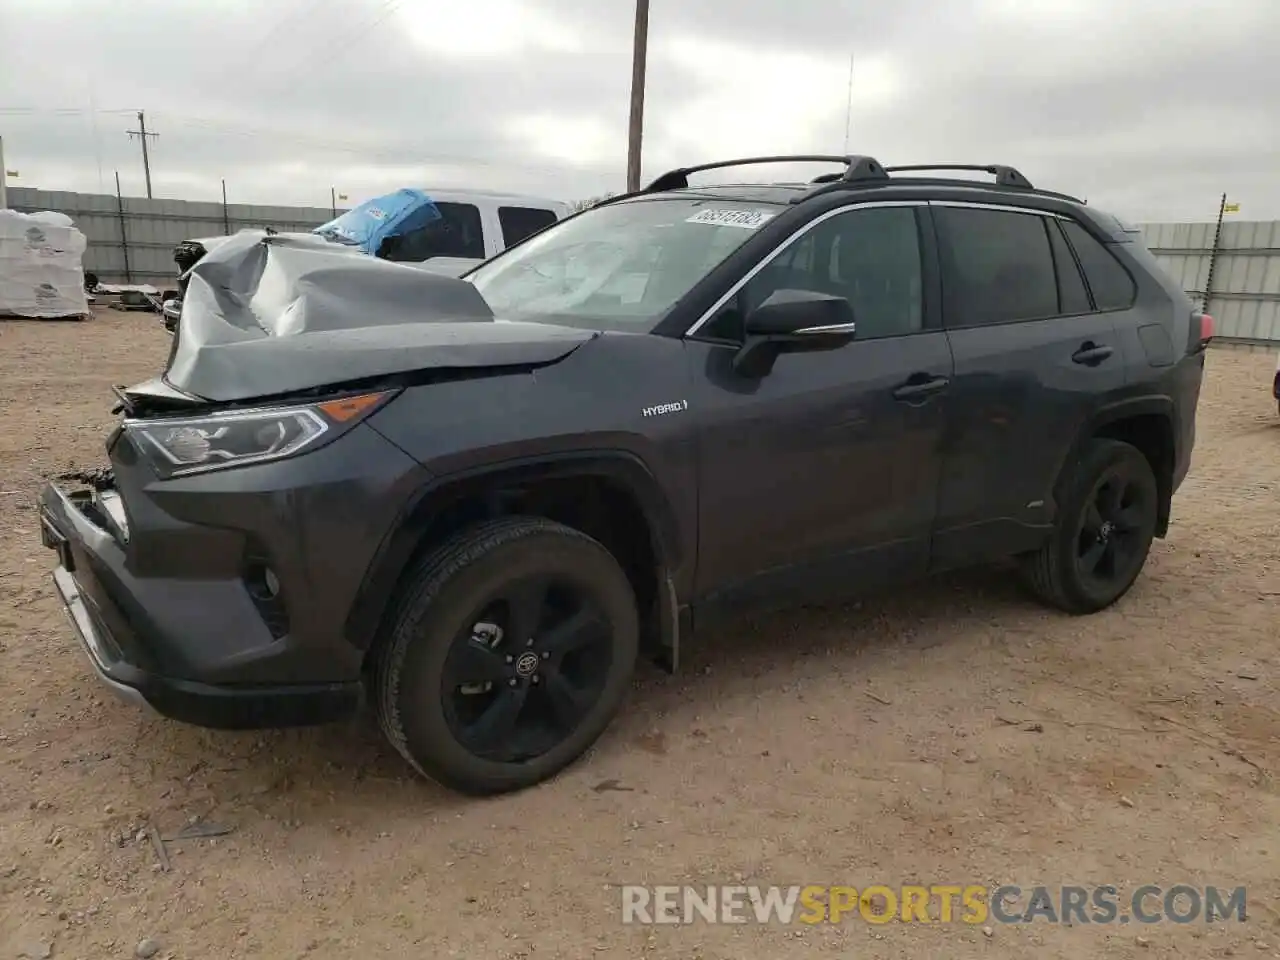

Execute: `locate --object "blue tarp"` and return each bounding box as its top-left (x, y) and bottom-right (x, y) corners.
top-left (311, 188), bottom-right (442, 256)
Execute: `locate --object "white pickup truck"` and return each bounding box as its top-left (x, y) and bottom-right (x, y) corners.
top-left (161, 189), bottom-right (571, 329)
top-left (377, 188), bottom-right (571, 277)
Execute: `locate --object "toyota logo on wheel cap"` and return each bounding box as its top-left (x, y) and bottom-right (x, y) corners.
top-left (515, 651), bottom-right (540, 677)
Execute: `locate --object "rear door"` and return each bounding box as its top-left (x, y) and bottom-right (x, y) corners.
top-left (929, 202), bottom-right (1128, 568)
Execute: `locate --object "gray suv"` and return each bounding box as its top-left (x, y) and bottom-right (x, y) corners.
top-left (39, 155), bottom-right (1211, 795)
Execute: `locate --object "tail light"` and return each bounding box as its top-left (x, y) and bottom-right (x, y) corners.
top-left (1192, 312), bottom-right (1214, 351)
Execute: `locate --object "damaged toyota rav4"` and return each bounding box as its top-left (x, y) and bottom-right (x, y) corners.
top-left (39, 156), bottom-right (1210, 795)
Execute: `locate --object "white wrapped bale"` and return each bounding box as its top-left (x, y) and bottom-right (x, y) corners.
top-left (0, 209), bottom-right (90, 318)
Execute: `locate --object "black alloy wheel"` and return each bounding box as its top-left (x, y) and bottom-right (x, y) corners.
top-left (1074, 462), bottom-right (1152, 594)
top-left (441, 575), bottom-right (615, 763)
top-left (373, 516), bottom-right (639, 795)
top-left (1020, 438), bottom-right (1159, 614)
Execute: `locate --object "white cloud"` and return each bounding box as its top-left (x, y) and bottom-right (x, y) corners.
top-left (397, 0), bottom-right (584, 58)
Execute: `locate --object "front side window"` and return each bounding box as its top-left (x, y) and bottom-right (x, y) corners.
top-left (467, 198), bottom-right (779, 331)
top-left (701, 205), bottom-right (923, 342)
top-left (938, 206), bottom-right (1059, 326)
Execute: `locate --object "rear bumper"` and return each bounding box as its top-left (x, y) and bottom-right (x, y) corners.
top-left (39, 482), bottom-right (362, 729)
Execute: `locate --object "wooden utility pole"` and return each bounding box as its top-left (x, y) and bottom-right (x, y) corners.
top-left (126, 111), bottom-right (158, 199)
top-left (625, 0), bottom-right (650, 192)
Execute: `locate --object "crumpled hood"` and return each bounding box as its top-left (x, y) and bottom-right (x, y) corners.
top-left (161, 230), bottom-right (596, 403)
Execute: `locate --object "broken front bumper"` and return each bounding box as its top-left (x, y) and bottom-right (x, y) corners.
top-left (38, 479), bottom-right (362, 729)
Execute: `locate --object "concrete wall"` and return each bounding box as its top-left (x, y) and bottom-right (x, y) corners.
top-left (1138, 220), bottom-right (1280, 344)
top-left (6, 187), bottom-right (343, 286)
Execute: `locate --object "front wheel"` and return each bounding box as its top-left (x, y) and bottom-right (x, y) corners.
top-left (1020, 438), bottom-right (1159, 614)
top-left (372, 517), bottom-right (639, 795)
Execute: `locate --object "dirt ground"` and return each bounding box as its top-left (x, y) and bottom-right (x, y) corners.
top-left (1, 309), bottom-right (1278, 960)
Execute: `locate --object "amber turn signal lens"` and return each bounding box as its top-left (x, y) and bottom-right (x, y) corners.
top-left (317, 391), bottom-right (391, 423)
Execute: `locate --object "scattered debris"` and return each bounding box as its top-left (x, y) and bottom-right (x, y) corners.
top-left (1236, 673), bottom-right (1258, 681)
top-left (1136, 936), bottom-right (1150, 947)
top-left (982, 926), bottom-right (993, 938)
top-left (135, 938), bottom-right (160, 959)
top-left (1024, 723), bottom-right (1044, 733)
top-left (52, 466), bottom-right (112, 490)
top-left (592, 779), bottom-right (633, 794)
top-left (865, 691), bottom-right (892, 706)
top-left (147, 827), bottom-right (170, 872)
top-left (1119, 796), bottom-right (1135, 808)
top-left (163, 821), bottom-right (234, 842)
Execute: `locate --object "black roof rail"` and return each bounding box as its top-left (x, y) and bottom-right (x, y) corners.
top-left (644, 154), bottom-right (888, 192)
top-left (881, 164), bottom-right (1034, 189)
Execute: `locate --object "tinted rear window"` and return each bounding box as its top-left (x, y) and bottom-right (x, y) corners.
top-left (499, 206), bottom-right (559, 247)
top-left (1060, 220), bottom-right (1137, 311)
top-left (939, 207), bottom-right (1058, 326)
top-left (1047, 219), bottom-right (1091, 315)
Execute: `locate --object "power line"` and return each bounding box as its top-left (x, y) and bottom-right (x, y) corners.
top-left (252, 0), bottom-right (405, 92)
top-left (146, 112), bottom-right (616, 178)
top-left (0, 107), bottom-right (135, 116)
top-left (214, 0), bottom-right (339, 83)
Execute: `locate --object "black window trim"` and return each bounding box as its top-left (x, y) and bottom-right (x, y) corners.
top-left (683, 199), bottom-right (934, 344)
top-left (1056, 215), bottom-right (1139, 314)
top-left (930, 200), bottom-right (1107, 330)
top-left (1044, 215), bottom-right (1095, 317)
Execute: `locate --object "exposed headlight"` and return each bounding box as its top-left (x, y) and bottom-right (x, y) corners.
top-left (126, 390), bottom-right (396, 478)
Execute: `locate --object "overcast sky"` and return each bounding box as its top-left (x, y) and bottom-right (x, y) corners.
top-left (1, 0), bottom-right (1277, 221)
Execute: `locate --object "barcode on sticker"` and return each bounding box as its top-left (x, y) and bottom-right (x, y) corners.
top-left (686, 209), bottom-right (776, 229)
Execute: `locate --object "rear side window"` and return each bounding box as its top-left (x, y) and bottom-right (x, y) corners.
top-left (939, 207), bottom-right (1058, 326)
top-left (499, 206), bottom-right (558, 247)
top-left (1060, 220), bottom-right (1137, 310)
top-left (382, 201), bottom-right (485, 261)
top-left (1047, 219), bottom-right (1091, 315)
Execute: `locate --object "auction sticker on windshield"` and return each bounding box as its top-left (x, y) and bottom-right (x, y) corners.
top-left (686, 208), bottom-right (777, 229)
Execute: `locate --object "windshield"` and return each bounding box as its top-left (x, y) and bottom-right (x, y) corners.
top-left (466, 197), bottom-right (780, 331)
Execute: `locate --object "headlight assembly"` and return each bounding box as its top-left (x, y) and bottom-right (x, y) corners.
top-left (125, 390), bottom-right (396, 478)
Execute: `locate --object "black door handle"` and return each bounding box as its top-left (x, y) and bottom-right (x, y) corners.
top-left (1072, 342), bottom-right (1113, 366)
top-left (892, 374), bottom-right (950, 402)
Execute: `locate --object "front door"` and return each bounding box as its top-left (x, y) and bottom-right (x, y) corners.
top-left (686, 202), bottom-right (954, 612)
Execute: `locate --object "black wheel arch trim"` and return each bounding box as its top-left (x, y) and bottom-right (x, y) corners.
top-left (1055, 394), bottom-right (1178, 534)
top-left (345, 449), bottom-right (685, 657)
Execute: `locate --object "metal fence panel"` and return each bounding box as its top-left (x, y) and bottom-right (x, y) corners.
top-left (1139, 218), bottom-right (1280, 344)
top-left (6, 187), bottom-right (340, 285)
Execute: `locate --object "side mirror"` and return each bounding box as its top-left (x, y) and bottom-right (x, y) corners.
top-left (733, 289), bottom-right (856, 377)
top-left (743, 288), bottom-right (856, 338)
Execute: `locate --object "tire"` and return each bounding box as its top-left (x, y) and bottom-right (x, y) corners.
top-left (1020, 438), bottom-right (1159, 614)
top-left (372, 516), bottom-right (639, 795)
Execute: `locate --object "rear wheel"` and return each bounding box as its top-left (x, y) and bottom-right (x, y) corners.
top-left (1020, 438), bottom-right (1159, 614)
top-left (372, 517), bottom-right (639, 795)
